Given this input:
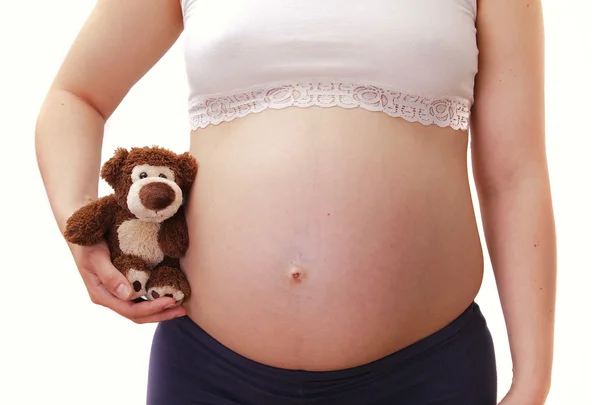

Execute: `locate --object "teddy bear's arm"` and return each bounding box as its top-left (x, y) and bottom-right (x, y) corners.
top-left (158, 208), bottom-right (189, 258)
top-left (63, 195), bottom-right (118, 246)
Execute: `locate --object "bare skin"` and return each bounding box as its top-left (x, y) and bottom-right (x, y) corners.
top-left (182, 107), bottom-right (483, 370)
top-left (35, 0), bottom-right (555, 404)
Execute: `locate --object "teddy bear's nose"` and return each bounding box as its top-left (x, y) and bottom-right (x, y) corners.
top-left (139, 182), bottom-right (176, 210)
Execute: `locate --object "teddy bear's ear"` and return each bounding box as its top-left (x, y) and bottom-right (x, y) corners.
top-left (100, 148), bottom-right (129, 189)
top-left (177, 152), bottom-right (198, 192)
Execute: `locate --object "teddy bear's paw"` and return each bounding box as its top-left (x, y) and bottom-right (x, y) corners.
top-left (145, 266), bottom-right (191, 305)
top-left (126, 268), bottom-right (150, 299)
top-left (146, 286), bottom-right (185, 305)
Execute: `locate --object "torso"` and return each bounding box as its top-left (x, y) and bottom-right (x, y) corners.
top-left (177, 0), bottom-right (483, 371)
top-left (181, 107), bottom-right (483, 370)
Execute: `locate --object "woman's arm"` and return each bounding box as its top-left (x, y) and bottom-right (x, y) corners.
top-left (470, 0), bottom-right (556, 403)
top-left (35, 0), bottom-right (186, 322)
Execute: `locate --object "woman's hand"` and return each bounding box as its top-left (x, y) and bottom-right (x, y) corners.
top-left (499, 393), bottom-right (546, 405)
top-left (70, 241), bottom-right (187, 323)
top-left (498, 383), bottom-right (550, 405)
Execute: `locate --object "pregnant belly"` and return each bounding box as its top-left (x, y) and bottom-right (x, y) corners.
top-left (181, 107), bottom-right (484, 371)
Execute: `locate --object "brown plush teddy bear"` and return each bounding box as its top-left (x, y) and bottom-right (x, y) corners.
top-left (64, 146), bottom-right (198, 306)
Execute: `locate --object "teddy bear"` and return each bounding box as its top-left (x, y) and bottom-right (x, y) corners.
top-left (63, 146), bottom-right (198, 305)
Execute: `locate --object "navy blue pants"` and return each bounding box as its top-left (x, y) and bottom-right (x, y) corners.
top-left (147, 302), bottom-right (497, 405)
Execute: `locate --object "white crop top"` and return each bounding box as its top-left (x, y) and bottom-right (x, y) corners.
top-left (180, 0), bottom-right (479, 131)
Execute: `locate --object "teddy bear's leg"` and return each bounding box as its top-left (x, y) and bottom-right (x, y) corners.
top-left (113, 254), bottom-right (152, 300)
top-left (145, 266), bottom-right (191, 306)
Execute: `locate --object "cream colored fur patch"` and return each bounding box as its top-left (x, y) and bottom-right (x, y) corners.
top-left (117, 219), bottom-right (164, 266)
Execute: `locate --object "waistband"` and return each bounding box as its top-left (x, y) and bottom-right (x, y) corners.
top-left (172, 301), bottom-right (486, 384)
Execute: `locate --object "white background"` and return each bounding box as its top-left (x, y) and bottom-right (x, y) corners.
top-left (0, 1), bottom-right (598, 404)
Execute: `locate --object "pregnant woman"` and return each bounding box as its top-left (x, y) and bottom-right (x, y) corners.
top-left (35, 0), bottom-right (556, 404)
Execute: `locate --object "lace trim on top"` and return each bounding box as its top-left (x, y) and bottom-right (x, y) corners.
top-left (188, 79), bottom-right (471, 131)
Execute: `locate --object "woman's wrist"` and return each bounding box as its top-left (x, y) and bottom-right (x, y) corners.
top-left (509, 373), bottom-right (552, 404)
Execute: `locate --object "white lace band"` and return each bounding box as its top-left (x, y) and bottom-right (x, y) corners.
top-left (188, 80), bottom-right (471, 131)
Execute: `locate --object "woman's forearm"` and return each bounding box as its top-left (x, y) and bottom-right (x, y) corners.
top-left (35, 88), bottom-right (106, 233)
top-left (479, 178), bottom-right (557, 400)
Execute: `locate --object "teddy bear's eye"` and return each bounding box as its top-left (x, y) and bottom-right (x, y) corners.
top-left (159, 174), bottom-right (167, 179)
top-left (139, 172), bottom-right (148, 179)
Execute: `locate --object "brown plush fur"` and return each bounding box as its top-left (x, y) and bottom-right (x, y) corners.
top-left (64, 146), bottom-right (198, 305)
top-left (157, 208), bottom-right (190, 258)
top-left (101, 147), bottom-right (197, 209)
top-left (64, 195), bottom-right (119, 246)
top-left (146, 265), bottom-right (192, 299)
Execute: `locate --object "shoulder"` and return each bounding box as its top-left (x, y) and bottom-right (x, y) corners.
top-left (470, 0), bottom-right (546, 189)
top-left (472, 0), bottom-right (544, 119)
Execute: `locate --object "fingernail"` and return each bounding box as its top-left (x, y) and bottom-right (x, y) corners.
top-left (116, 284), bottom-right (131, 300)
top-left (164, 303), bottom-right (177, 309)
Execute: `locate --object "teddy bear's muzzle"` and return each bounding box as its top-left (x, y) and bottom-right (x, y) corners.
top-left (139, 182), bottom-right (177, 211)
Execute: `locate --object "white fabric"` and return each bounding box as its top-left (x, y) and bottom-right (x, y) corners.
top-left (180, 0), bottom-right (479, 131)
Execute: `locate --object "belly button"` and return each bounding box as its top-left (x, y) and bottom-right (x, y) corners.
top-left (288, 265), bottom-right (306, 284)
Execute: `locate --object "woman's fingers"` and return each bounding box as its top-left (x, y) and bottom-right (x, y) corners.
top-left (89, 247), bottom-right (133, 301)
top-left (89, 279), bottom-right (181, 322)
top-left (111, 293), bottom-right (181, 322)
top-left (95, 280), bottom-right (187, 323)
top-left (131, 305), bottom-right (187, 324)
top-left (75, 243), bottom-right (187, 323)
